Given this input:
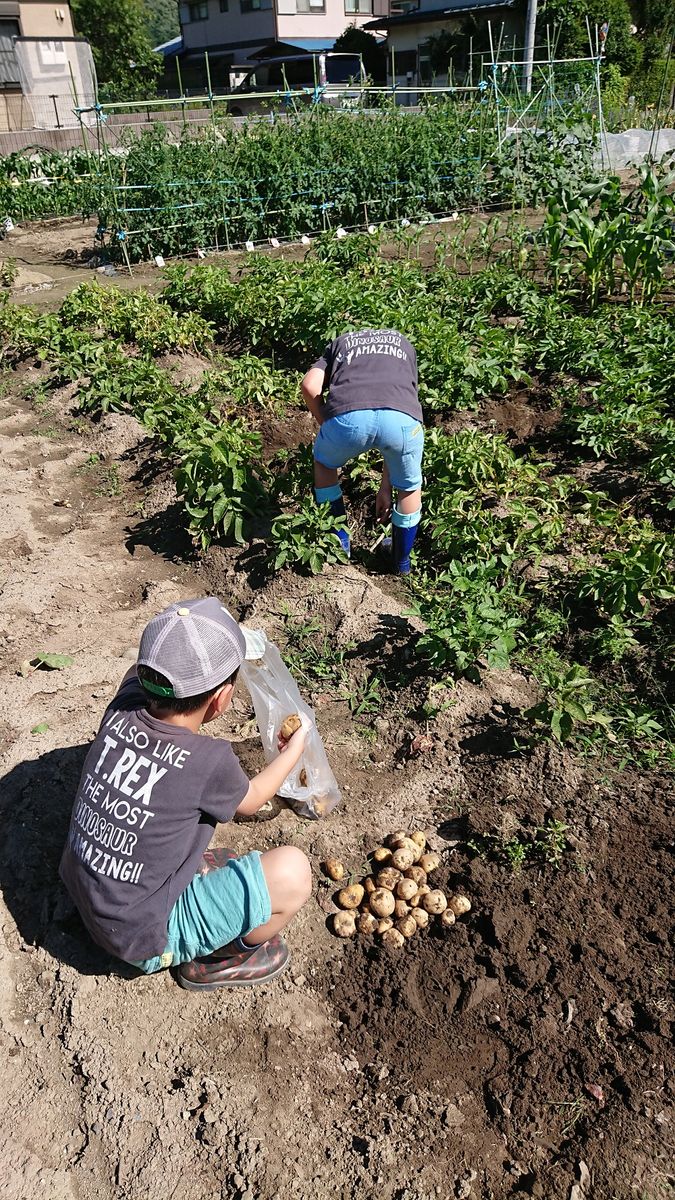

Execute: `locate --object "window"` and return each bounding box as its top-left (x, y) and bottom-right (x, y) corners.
top-left (326, 54), bottom-right (362, 82)
top-left (296, 0), bottom-right (326, 11)
top-left (392, 49), bottom-right (416, 74)
top-left (240, 0), bottom-right (272, 10)
top-left (390, 0), bottom-right (419, 12)
top-left (220, 0), bottom-right (228, 9)
top-left (345, 0), bottom-right (373, 12)
top-left (0, 19), bottom-right (20, 88)
top-left (188, 2), bottom-right (208, 20)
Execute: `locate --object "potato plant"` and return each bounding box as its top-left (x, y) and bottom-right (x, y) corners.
top-left (4, 188), bottom-right (674, 762)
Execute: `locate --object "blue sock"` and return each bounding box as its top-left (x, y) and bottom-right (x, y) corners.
top-left (391, 507), bottom-right (421, 575)
top-left (315, 484), bottom-right (350, 557)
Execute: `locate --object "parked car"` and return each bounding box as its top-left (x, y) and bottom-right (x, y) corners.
top-left (227, 52), bottom-right (366, 116)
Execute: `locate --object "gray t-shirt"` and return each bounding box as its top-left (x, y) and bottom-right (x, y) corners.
top-left (312, 329), bottom-right (422, 422)
top-left (59, 676), bottom-right (249, 962)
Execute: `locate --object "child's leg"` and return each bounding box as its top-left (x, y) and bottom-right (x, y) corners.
top-left (242, 846), bottom-right (312, 946)
top-left (377, 412), bottom-right (424, 574)
top-left (174, 847), bottom-right (311, 991)
top-left (314, 461), bottom-right (350, 556)
top-left (313, 413), bottom-right (377, 557)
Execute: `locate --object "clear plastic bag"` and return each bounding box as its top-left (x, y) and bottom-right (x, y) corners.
top-left (239, 627), bottom-right (341, 820)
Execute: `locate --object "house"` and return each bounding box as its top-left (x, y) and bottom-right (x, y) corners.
top-left (363, 0), bottom-right (519, 87)
top-left (0, 1), bottom-right (91, 132)
top-left (164, 0), bottom-right (391, 91)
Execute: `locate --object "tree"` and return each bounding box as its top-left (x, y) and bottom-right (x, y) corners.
top-left (539, 0), bottom-right (642, 75)
top-left (144, 0), bottom-right (180, 48)
top-left (333, 25), bottom-right (387, 83)
top-left (70, 0), bottom-right (162, 101)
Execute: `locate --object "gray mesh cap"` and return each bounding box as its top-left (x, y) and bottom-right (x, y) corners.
top-left (137, 597), bottom-right (246, 699)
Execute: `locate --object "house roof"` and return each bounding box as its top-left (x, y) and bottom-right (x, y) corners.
top-left (364, 0), bottom-right (515, 32)
top-left (153, 36), bottom-right (183, 57)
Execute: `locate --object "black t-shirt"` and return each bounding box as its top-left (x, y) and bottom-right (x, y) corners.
top-left (312, 329), bottom-right (422, 422)
top-left (59, 676), bottom-right (249, 962)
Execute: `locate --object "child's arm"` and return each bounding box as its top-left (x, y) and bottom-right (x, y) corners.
top-left (301, 367), bottom-right (327, 426)
top-left (235, 719), bottom-right (309, 816)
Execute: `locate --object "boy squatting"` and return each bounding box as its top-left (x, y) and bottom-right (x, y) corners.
top-left (59, 597), bottom-right (312, 991)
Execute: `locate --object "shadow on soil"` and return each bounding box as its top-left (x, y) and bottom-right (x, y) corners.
top-left (0, 743), bottom-right (137, 978)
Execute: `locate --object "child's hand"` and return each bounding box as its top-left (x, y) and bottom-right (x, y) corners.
top-left (376, 484), bottom-right (393, 522)
top-left (277, 712), bottom-right (311, 754)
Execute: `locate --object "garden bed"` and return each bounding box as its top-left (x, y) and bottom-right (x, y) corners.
top-left (0, 174), bottom-right (673, 1199)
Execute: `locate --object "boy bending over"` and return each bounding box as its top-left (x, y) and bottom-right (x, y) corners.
top-left (59, 598), bottom-right (311, 991)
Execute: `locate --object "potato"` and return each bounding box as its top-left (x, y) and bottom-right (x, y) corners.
top-left (421, 889), bottom-right (447, 915)
top-left (391, 848), bottom-right (415, 871)
top-left (337, 883), bottom-right (364, 910)
top-left (376, 867), bottom-right (401, 891)
top-left (396, 914), bottom-right (417, 939)
top-left (357, 911), bottom-right (378, 935)
top-left (404, 866), bottom-right (427, 887)
top-left (439, 908), bottom-right (456, 929)
top-left (412, 908), bottom-right (429, 929)
top-left (387, 830), bottom-right (408, 847)
top-left (299, 768), bottom-right (308, 787)
top-left (396, 877), bottom-right (418, 901)
top-left (280, 713), bottom-right (302, 739)
top-left (323, 858), bottom-right (345, 882)
top-left (419, 852), bottom-right (441, 874)
top-left (371, 846), bottom-right (392, 865)
top-left (391, 836), bottom-right (419, 856)
top-left (332, 911), bottom-right (356, 938)
top-left (363, 876), bottom-right (376, 896)
top-left (410, 831), bottom-right (427, 850)
top-left (447, 894), bottom-right (472, 916)
top-left (375, 917), bottom-right (393, 934)
top-left (369, 888), bottom-right (396, 918)
top-left (381, 927), bottom-right (405, 949)
top-left (409, 883), bottom-right (430, 909)
top-left (394, 900), bottom-right (410, 920)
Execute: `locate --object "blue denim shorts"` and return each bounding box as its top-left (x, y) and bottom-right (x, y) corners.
top-left (129, 850), bottom-right (271, 974)
top-left (314, 409), bottom-right (424, 491)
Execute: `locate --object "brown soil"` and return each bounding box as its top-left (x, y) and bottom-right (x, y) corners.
top-left (0, 207), bottom-right (546, 314)
top-left (0, 357), bottom-right (673, 1199)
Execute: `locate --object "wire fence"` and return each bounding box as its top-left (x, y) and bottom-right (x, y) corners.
top-left (3, 33), bottom-right (672, 267)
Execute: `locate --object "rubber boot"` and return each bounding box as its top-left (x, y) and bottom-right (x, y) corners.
top-left (315, 484), bottom-right (350, 557)
top-left (177, 934), bottom-right (290, 991)
top-left (392, 507), bottom-right (421, 575)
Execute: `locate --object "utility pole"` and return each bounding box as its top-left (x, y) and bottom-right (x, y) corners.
top-left (522, 0), bottom-right (537, 94)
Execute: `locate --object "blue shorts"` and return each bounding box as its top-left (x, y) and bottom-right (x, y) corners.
top-left (129, 850), bottom-right (271, 974)
top-left (314, 409), bottom-right (424, 491)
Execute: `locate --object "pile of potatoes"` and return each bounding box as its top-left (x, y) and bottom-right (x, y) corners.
top-left (325, 830), bottom-right (471, 949)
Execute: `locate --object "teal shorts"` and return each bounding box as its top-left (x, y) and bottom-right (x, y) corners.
top-left (314, 408), bottom-right (424, 491)
top-left (129, 850), bottom-right (271, 974)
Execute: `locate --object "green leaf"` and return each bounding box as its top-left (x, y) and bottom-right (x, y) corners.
top-left (32, 653), bottom-right (74, 670)
top-left (31, 722), bottom-right (49, 735)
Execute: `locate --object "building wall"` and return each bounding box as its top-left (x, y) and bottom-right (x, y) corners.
top-left (17, 2), bottom-right (74, 37)
top-left (277, 0), bottom-right (384, 43)
top-left (180, 2), bottom-right (275, 53)
top-left (387, 10), bottom-right (521, 82)
top-left (180, 0), bottom-right (384, 53)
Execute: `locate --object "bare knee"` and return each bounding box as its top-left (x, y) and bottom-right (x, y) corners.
top-left (261, 846), bottom-right (312, 913)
